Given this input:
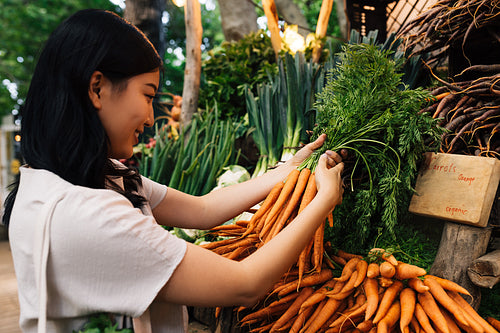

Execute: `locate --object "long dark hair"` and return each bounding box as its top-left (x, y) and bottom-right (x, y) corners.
top-left (2, 9), bottom-right (163, 226)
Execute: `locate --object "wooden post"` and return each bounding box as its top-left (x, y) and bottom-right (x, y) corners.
top-left (312, 0), bottom-right (334, 63)
top-left (429, 222), bottom-right (492, 309)
top-left (262, 0), bottom-right (282, 57)
top-left (181, 0), bottom-right (202, 125)
top-left (468, 249), bottom-right (500, 289)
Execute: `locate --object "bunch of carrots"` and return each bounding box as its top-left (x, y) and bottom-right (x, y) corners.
top-left (201, 168), bottom-right (499, 333)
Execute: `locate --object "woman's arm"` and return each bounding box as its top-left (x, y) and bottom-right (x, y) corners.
top-left (152, 134), bottom-right (334, 229)
top-left (156, 153), bottom-right (344, 307)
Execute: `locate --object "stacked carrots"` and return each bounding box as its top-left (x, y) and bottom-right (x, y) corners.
top-left (201, 168), bottom-right (499, 333)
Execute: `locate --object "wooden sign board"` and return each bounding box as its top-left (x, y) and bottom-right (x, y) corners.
top-left (409, 153), bottom-right (500, 227)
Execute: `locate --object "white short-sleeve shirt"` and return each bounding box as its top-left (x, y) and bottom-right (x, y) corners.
top-left (8, 165), bottom-right (188, 332)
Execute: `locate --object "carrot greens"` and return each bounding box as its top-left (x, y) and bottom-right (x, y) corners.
top-left (302, 43), bottom-right (444, 251)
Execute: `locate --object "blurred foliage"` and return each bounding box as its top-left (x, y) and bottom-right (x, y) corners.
top-left (292, 0), bottom-right (342, 39)
top-left (0, 0), bottom-right (120, 123)
top-left (199, 30), bottom-right (278, 122)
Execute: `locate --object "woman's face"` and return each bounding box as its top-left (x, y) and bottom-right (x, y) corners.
top-left (96, 70), bottom-right (160, 159)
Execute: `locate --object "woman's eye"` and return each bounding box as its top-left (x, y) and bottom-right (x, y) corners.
top-left (146, 94), bottom-right (155, 101)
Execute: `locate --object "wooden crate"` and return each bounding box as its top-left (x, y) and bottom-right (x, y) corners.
top-left (409, 153), bottom-right (500, 227)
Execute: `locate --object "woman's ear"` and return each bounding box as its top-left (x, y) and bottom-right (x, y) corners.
top-left (88, 71), bottom-right (104, 109)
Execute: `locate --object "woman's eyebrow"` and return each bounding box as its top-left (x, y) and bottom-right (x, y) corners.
top-left (145, 83), bottom-right (158, 92)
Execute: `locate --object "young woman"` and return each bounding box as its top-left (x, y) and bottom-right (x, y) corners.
top-left (3, 9), bottom-right (344, 333)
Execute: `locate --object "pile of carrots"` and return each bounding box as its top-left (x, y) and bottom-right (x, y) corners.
top-left (202, 168), bottom-right (499, 333)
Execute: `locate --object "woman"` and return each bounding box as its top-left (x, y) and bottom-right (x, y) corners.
top-left (3, 9), bottom-right (344, 333)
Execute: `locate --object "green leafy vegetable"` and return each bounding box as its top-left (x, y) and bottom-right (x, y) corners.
top-left (303, 43), bottom-right (443, 252)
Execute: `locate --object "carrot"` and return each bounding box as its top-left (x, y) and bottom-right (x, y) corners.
top-left (378, 276), bottom-right (394, 288)
top-left (400, 288), bottom-right (417, 333)
top-left (372, 280), bottom-right (404, 324)
top-left (330, 254), bottom-right (347, 266)
top-left (329, 303), bottom-right (368, 329)
top-left (366, 263), bottom-right (380, 278)
top-left (356, 320), bottom-right (374, 333)
top-left (242, 181), bottom-right (284, 237)
top-left (448, 291), bottom-right (497, 333)
top-left (379, 261), bottom-right (396, 278)
top-left (487, 318), bottom-right (500, 332)
top-left (271, 168), bottom-right (311, 235)
top-left (270, 287), bottom-right (315, 332)
top-left (299, 298), bottom-right (328, 333)
top-left (337, 249), bottom-right (364, 261)
top-left (417, 291), bottom-right (450, 333)
top-left (201, 237), bottom-right (240, 250)
top-left (424, 274), bottom-right (471, 296)
top-left (327, 211), bottom-right (334, 228)
top-left (408, 277), bottom-right (430, 293)
top-left (297, 238), bottom-right (314, 289)
top-left (410, 316), bottom-right (422, 333)
top-left (354, 260), bottom-right (368, 287)
top-left (327, 271), bottom-right (358, 300)
top-left (303, 298), bottom-right (343, 333)
top-left (364, 278), bottom-right (379, 321)
top-left (265, 169), bottom-right (300, 225)
top-left (414, 303), bottom-right (436, 333)
top-left (290, 303), bottom-right (315, 333)
top-left (298, 171), bottom-right (317, 213)
top-left (423, 277), bottom-right (470, 327)
top-left (368, 248), bottom-right (398, 266)
top-left (277, 269), bottom-right (334, 297)
top-left (312, 221), bottom-right (325, 273)
top-left (395, 262), bottom-right (427, 280)
top-left (239, 302), bottom-right (289, 325)
top-left (335, 257), bottom-right (361, 282)
top-left (442, 308), bottom-right (463, 333)
top-left (300, 280), bottom-right (337, 312)
top-left (266, 291), bottom-right (300, 308)
top-left (376, 300), bottom-right (401, 333)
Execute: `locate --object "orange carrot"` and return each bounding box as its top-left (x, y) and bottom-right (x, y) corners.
top-left (415, 303), bottom-right (436, 333)
top-left (408, 277), bottom-right (430, 293)
top-left (356, 320), bottom-right (374, 333)
top-left (364, 278), bottom-right (379, 321)
top-left (335, 257), bottom-right (361, 282)
top-left (378, 276), bottom-right (394, 288)
top-left (372, 280), bottom-right (404, 324)
top-left (300, 280), bottom-right (336, 312)
top-left (417, 291), bottom-right (450, 333)
top-left (366, 263), bottom-right (380, 278)
top-left (327, 211), bottom-right (334, 228)
top-left (330, 254), bottom-right (347, 266)
top-left (448, 291), bottom-right (497, 333)
top-left (424, 274), bottom-right (471, 296)
top-left (337, 249), bottom-right (364, 261)
top-left (487, 318), bottom-right (500, 332)
top-left (312, 221), bottom-right (325, 273)
top-left (270, 287), bottom-right (315, 332)
top-left (329, 303), bottom-right (368, 329)
top-left (271, 168), bottom-right (311, 235)
top-left (410, 316), bottom-right (422, 333)
top-left (239, 302), bottom-right (289, 325)
top-left (297, 238), bottom-right (314, 289)
top-left (423, 277), bottom-right (469, 327)
top-left (298, 171), bottom-right (317, 213)
top-left (400, 288), bottom-right (417, 333)
top-left (327, 271), bottom-right (358, 300)
top-left (395, 262), bottom-right (427, 280)
top-left (354, 260), bottom-right (368, 287)
top-left (299, 298), bottom-right (328, 333)
top-left (377, 300), bottom-right (401, 333)
top-left (303, 297), bottom-right (343, 333)
top-left (266, 291), bottom-right (300, 308)
top-left (242, 181), bottom-right (284, 237)
top-left (290, 303), bottom-right (315, 333)
top-left (379, 261), bottom-right (396, 278)
top-left (278, 269), bottom-right (334, 297)
top-left (264, 169), bottom-right (300, 226)
top-left (442, 308), bottom-right (463, 333)
top-left (368, 248), bottom-right (398, 266)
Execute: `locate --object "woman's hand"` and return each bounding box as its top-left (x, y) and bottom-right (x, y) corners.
top-left (285, 134), bottom-right (327, 168)
top-left (315, 150), bottom-right (344, 207)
